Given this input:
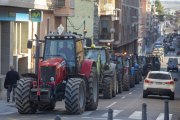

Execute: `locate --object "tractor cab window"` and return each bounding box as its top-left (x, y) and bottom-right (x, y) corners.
top-left (123, 57), bottom-right (129, 67)
top-left (85, 49), bottom-right (106, 64)
top-left (44, 39), bottom-right (76, 73)
top-left (139, 57), bottom-right (146, 66)
top-left (117, 57), bottom-right (123, 69)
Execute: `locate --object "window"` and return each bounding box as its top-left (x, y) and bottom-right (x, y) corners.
top-left (147, 22), bottom-right (149, 26)
top-left (117, 57), bottom-right (123, 69)
top-left (149, 74), bottom-right (171, 80)
top-left (47, 18), bottom-right (50, 35)
top-left (102, 20), bottom-right (108, 33)
top-left (70, 0), bottom-right (75, 8)
top-left (103, 0), bottom-right (108, 5)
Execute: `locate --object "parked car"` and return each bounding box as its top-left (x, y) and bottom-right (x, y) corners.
top-left (167, 58), bottom-right (178, 72)
top-left (169, 46), bottom-right (175, 51)
top-left (177, 51), bottom-right (180, 55)
top-left (143, 71), bottom-right (178, 100)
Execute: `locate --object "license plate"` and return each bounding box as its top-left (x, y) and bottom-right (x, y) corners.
top-left (156, 82), bottom-right (162, 85)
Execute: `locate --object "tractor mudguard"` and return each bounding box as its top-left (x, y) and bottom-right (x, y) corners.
top-left (21, 73), bottom-right (38, 80)
top-left (68, 74), bottom-right (89, 93)
top-left (109, 63), bottom-right (116, 75)
top-left (81, 59), bottom-right (96, 79)
top-left (131, 67), bottom-right (134, 75)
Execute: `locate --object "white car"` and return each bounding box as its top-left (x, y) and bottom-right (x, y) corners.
top-left (143, 71), bottom-right (178, 100)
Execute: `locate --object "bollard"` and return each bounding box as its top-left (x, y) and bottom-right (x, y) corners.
top-left (108, 108), bottom-right (113, 120)
top-left (54, 115), bottom-right (61, 120)
top-left (164, 99), bottom-right (169, 120)
top-left (142, 103), bottom-right (147, 120)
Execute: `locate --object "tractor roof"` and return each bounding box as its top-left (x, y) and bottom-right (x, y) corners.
top-left (44, 33), bottom-right (83, 40)
top-left (84, 46), bottom-right (110, 49)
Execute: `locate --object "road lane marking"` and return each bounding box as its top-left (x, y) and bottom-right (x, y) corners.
top-left (106, 102), bottom-right (117, 108)
top-left (102, 110), bottom-right (123, 117)
top-left (121, 96), bottom-right (125, 99)
top-left (128, 111), bottom-right (142, 119)
top-left (0, 112), bottom-right (16, 115)
top-left (82, 117), bottom-right (122, 120)
top-left (129, 92), bottom-right (132, 94)
top-left (156, 113), bottom-right (172, 120)
top-left (82, 111), bottom-right (94, 116)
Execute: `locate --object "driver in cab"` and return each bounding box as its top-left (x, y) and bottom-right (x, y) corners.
top-left (58, 41), bottom-right (72, 59)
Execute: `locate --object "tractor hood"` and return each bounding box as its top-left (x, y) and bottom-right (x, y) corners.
top-left (41, 57), bottom-right (66, 67)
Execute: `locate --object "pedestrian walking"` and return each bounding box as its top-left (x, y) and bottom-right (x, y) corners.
top-left (4, 65), bottom-right (20, 102)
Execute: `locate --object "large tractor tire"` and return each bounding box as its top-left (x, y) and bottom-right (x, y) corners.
top-left (139, 72), bottom-right (143, 82)
top-left (118, 73), bottom-right (122, 93)
top-left (38, 102), bottom-right (56, 111)
top-left (103, 77), bottom-right (112, 99)
top-left (65, 78), bottom-right (86, 114)
top-left (130, 74), bottom-right (135, 88)
top-left (123, 75), bottom-right (130, 91)
top-left (16, 77), bottom-right (37, 114)
top-left (85, 67), bottom-right (99, 111)
top-left (134, 71), bottom-right (139, 84)
top-left (112, 70), bottom-right (117, 97)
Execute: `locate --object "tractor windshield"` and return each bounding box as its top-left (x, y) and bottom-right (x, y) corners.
top-left (44, 39), bottom-right (76, 72)
top-left (85, 49), bottom-right (106, 64)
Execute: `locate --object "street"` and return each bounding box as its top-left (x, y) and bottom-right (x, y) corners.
top-left (0, 38), bottom-right (180, 120)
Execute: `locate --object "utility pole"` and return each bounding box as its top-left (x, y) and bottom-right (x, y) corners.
top-left (83, 20), bottom-right (86, 46)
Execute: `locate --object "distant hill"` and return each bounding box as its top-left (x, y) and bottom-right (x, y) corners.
top-left (161, 1), bottom-right (180, 9)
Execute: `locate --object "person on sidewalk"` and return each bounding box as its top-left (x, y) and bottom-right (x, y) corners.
top-left (4, 65), bottom-right (20, 102)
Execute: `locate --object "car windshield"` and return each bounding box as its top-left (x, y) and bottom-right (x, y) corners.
top-left (85, 49), bottom-right (106, 64)
top-left (149, 73), bottom-right (171, 80)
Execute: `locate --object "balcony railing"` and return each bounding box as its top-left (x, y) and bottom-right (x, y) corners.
top-left (100, 3), bottom-right (115, 15)
top-left (47, 0), bottom-right (66, 9)
top-left (99, 33), bottom-right (111, 40)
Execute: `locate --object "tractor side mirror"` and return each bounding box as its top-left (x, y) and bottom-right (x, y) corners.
top-left (27, 41), bottom-right (32, 49)
top-left (86, 38), bottom-right (92, 47)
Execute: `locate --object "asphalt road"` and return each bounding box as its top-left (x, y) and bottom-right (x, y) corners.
top-left (0, 39), bottom-right (180, 120)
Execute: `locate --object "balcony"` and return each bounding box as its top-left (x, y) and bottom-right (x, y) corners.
top-left (100, 1), bottom-right (115, 16)
top-left (47, 0), bottom-right (66, 10)
top-left (99, 33), bottom-right (115, 43)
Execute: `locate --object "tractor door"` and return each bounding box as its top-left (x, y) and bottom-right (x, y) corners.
top-left (76, 40), bottom-right (84, 73)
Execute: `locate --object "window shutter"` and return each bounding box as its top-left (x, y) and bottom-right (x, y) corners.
top-left (70, 0), bottom-right (75, 8)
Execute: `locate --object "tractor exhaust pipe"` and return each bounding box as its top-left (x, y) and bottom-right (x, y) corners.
top-left (35, 34), bottom-right (40, 75)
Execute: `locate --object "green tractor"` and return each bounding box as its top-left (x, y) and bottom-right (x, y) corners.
top-left (84, 44), bottom-right (117, 99)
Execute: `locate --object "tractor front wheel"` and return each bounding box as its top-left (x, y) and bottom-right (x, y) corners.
top-left (85, 67), bottom-right (99, 111)
top-left (123, 75), bottom-right (130, 91)
top-left (38, 102), bottom-right (56, 111)
top-left (103, 77), bottom-right (112, 99)
top-left (130, 74), bottom-right (135, 88)
top-left (134, 71), bottom-right (139, 84)
top-left (65, 78), bottom-right (86, 114)
top-left (118, 73), bottom-right (122, 93)
top-left (16, 77), bottom-right (37, 114)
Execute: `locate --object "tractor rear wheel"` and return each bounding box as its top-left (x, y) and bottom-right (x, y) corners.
top-left (130, 74), bottom-right (135, 88)
top-left (38, 102), bottom-right (56, 111)
top-left (85, 67), bottom-right (99, 111)
top-left (118, 73), bottom-right (122, 93)
top-left (112, 70), bottom-right (117, 97)
top-left (65, 78), bottom-right (86, 114)
top-left (123, 75), bottom-right (130, 91)
top-left (16, 77), bottom-right (37, 114)
top-left (103, 77), bottom-right (112, 99)
top-left (134, 71), bottom-right (139, 84)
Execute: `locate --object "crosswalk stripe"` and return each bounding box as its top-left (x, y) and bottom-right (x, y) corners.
top-left (101, 110), bottom-right (123, 117)
top-left (128, 111), bottom-right (141, 119)
top-left (156, 113), bottom-right (173, 120)
top-left (82, 111), bottom-right (94, 116)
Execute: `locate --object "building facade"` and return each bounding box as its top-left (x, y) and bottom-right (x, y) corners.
top-left (0, 0), bottom-right (75, 77)
top-left (113, 0), bottom-right (139, 54)
top-left (138, 0), bottom-right (147, 55)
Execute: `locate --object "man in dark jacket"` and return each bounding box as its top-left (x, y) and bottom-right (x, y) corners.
top-left (4, 65), bottom-right (20, 102)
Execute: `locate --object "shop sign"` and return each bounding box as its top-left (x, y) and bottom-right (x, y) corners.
top-left (31, 10), bottom-right (43, 22)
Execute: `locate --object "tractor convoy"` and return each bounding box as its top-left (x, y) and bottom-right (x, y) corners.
top-left (15, 30), bottom-right (160, 115)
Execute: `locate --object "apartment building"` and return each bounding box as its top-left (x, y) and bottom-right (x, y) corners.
top-left (113, 0), bottom-right (139, 54)
top-left (0, 0), bottom-right (75, 78)
top-left (138, 0), bottom-right (147, 55)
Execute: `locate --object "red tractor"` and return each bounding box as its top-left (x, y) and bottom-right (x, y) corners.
top-left (16, 33), bottom-right (99, 114)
